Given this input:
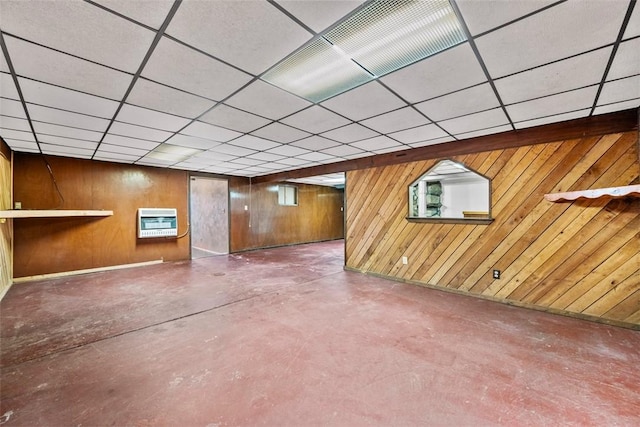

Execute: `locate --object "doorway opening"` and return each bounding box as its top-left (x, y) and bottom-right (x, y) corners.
top-left (190, 176), bottom-right (229, 259)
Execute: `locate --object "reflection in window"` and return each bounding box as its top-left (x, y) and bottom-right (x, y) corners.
top-left (408, 160), bottom-right (490, 220)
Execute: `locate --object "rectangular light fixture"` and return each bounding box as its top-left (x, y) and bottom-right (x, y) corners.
top-left (263, 0), bottom-right (466, 103)
top-left (146, 143), bottom-right (203, 162)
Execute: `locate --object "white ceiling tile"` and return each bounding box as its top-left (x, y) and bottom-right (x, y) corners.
top-left (276, 0), bottom-right (364, 32)
top-left (506, 86), bottom-right (599, 122)
top-left (191, 150), bottom-right (237, 163)
top-left (40, 143), bottom-right (94, 158)
top-left (264, 144), bottom-right (311, 157)
top-left (290, 135), bottom-right (340, 150)
top-left (623, 2), bottom-right (640, 39)
top-left (439, 108), bottom-right (510, 135)
top-left (251, 122), bottom-right (310, 143)
top-left (166, 0), bottom-right (313, 75)
top-left (228, 135), bottom-right (281, 151)
top-left (96, 143), bottom-right (149, 156)
top-left (415, 83), bottom-right (500, 122)
top-left (117, 104), bottom-right (191, 132)
top-left (143, 37), bottom-right (253, 101)
top-left (165, 134), bottom-right (221, 150)
top-left (373, 146), bottom-right (406, 155)
top-left (276, 157), bottom-right (312, 166)
top-left (92, 0), bottom-right (174, 29)
top-left (180, 121), bottom-right (242, 143)
top-left (0, 98), bottom-right (27, 119)
top-left (0, 53), bottom-right (8, 73)
top-left (136, 157), bottom-right (176, 167)
top-left (475, 0), bottom-right (628, 78)
top-left (321, 123), bottom-right (379, 143)
top-left (593, 98), bottom-right (640, 115)
top-left (245, 152), bottom-right (286, 162)
top-left (456, 0), bottom-right (557, 36)
top-left (209, 143), bottom-right (257, 157)
top-left (93, 154), bottom-right (139, 164)
top-left (0, 73), bottom-right (19, 100)
top-left (388, 124), bottom-right (448, 144)
top-left (320, 144), bottom-right (364, 157)
top-left (110, 121), bottom-right (173, 142)
top-left (18, 78), bottom-right (119, 118)
top-left (102, 134), bottom-right (159, 150)
top-left (494, 48), bottom-right (611, 105)
top-left (0, 128), bottom-right (36, 142)
top-left (381, 43), bottom-right (486, 103)
top-left (0, 0), bottom-right (155, 72)
top-left (6, 36), bottom-right (133, 100)
top-left (455, 124), bottom-right (513, 140)
top-left (281, 106), bottom-right (351, 134)
top-left (0, 116), bottom-right (30, 132)
top-left (27, 104), bottom-right (110, 132)
top-left (36, 134), bottom-right (98, 150)
top-left (227, 80), bottom-right (311, 120)
top-left (297, 151), bottom-right (339, 162)
top-left (607, 38), bottom-right (640, 80)
top-left (199, 104), bottom-right (271, 133)
top-left (598, 75), bottom-right (640, 105)
top-left (408, 136), bottom-right (454, 148)
top-left (514, 109), bottom-right (591, 130)
top-left (321, 81), bottom-right (406, 121)
top-left (33, 122), bottom-right (103, 141)
top-left (227, 158), bottom-right (265, 167)
top-left (128, 79), bottom-right (216, 119)
top-left (351, 135), bottom-right (403, 151)
top-left (3, 139), bottom-right (39, 151)
top-left (359, 107), bottom-right (430, 134)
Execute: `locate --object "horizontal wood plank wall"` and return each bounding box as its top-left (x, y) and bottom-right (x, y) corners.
top-left (0, 139), bottom-right (12, 299)
top-left (229, 178), bottom-right (344, 252)
top-left (345, 131), bottom-right (639, 327)
top-left (13, 154), bottom-right (190, 277)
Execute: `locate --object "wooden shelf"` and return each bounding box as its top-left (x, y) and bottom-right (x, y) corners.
top-left (544, 184), bottom-right (640, 203)
top-left (0, 210), bottom-right (113, 218)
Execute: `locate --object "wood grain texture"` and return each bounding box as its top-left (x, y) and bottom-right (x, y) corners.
top-left (13, 154), bottom-right (190, 277)
top-left (0, 138), bottom-right (12, 300)
top-left (544, 184), bottom-right (640, 202)
top-left (345, 130), bottom-right (640, 327)
top-left (229, 178), bottom-right (344, 252)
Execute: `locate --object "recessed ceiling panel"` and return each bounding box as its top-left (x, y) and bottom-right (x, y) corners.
top-left (598, 75), bottom-right (640, 106)
top-left (514, 109), bottom-right (591, 130)
top-left (415, 83), bottom-right (499, 122)
top-left (359, 107), bottom-right (430, 134)
top-left (606, 38), bottom-right (640, 81)
top-left (1, 73), bottom-right (19, 99)
top-left (191, 150), bottom-right (238, 163)
top-left (142, 37), bottom-right (253, 101)
top-left (276, 157), bottom-right (313, 166)
top-left (109, 121), bottom-right (173, 142)
top-left (456, 0), bottom-right (557, 36)
top-left (228, 135), bottom-right (281, 151)
top-left (381, 43), bottom-right (486, 103)
top-left (37, 134), bottom-right (99, 150)
top-left (199, 104), bottom-right (271, 133)
top-left (439, 108), bottom-right (509, 135)
top-left (321, 144), bottom-right (364, 157)
top-left (6, 37), bottom-right (132, 100)
top-left (290, 135), bottom-right (341, 150)
top-left (92, 0), bottom-right (174, 29)
top-left (0, 116), bottom-right (31, 132)
top-left (408, 136), bottom-right (454, 148)
top-left (276, 0), bottom-right (364, 33)
top-left (27, 104), bottom-right (110, 132)
top-left (321, 81), bottom-right (406, 121)
top-left (128, 78), bottom-right (217, 119)
top-left (351, 135), bottom-right (404, 151)
top-left (165, 134), bottom-right (221, 150)
top-left (97, 143), bottom-right (149, 156)
top-left (245, 152), bottom-right (286, 162)
top-left (116, 104), bottom-right (191, 132)
top-left (455, 124), bottom-right (513, 140)
top-left (166, 0), bottom-right (313, 75)
top-left (251, 122), bottom-right (310, 144)
top-left (0, 128), bottom-right (36, 142)
top-left (593, 98), bottom-right (640, 116)
top-left (94, 152), bottom-right (142, 164)
top-left (208, 143), bottom-right (257, 157)
top-left (475, 0), bottom-right (628, 78)
top-left (33, 122), bottom-right (103, 141)
top-left (506, 86), bottom-right (598, 123)
top-left (297, 151), bottom-right (339, 162)
top-left (18, 78), bottom-right (119, 118)
top-left (264, 144), bottom-right (311, 157)
top-left (40, 143), bottom-right (94, 158)
top-left (0, 0), bottom-right (155, 72)
top-left (281, 106), bottom-right (351, 134)
top-left (388, 124), bottom-right (448, 144)
top-left (3, 139), bottom-right (39, 151)
top-left (226, 80), bottom-right (311, 120)
top-left (103, 134), bottom-right (159, 150)
top-left (0, 98), bottom-right (27, 119)
top-left (321, 123), bottom-right (379, 143)
top-left (623, 3), bottom-right (639, 39)
top-left (180, 121), bottom-right (241, 143)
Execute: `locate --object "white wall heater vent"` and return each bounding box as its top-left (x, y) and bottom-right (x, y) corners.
top-left (138, 208), bottom-right (178, 238)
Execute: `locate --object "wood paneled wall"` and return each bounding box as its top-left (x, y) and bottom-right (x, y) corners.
top-left (229, 178), bottom-right (344, 252)
top-left (13, 153), bottom-right (190, 277)
top-left (0, 139), bottom-right (12, 299)
top-left (345, 131), bottom-right (639, 328)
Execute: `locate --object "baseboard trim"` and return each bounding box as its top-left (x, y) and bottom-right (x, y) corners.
top-left (13, 260), bottom-right (164, 284)
top-left (344, 266), bottom-right (639, 331)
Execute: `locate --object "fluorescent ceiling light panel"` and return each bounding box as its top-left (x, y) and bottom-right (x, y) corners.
top-left (263, 0), bottom-right (466, 102)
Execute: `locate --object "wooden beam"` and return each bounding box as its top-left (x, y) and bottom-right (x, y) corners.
top-left (254, 108), bottom-right (639, 183)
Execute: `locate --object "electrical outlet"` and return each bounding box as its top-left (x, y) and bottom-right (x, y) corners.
top-left (402, 256), bottom-right (408, 265)
top-left (493, 270), bottom-right (501, 279)
top-left (14, 201), bottom-right (21, 210)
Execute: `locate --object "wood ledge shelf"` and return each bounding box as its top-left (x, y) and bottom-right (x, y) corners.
top-left (544, 185), bottom-right (640, 203)
top-left (0, 209), bottom-right (113, 218)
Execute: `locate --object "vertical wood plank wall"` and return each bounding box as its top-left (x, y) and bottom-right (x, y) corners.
top-left (345, 131), bottom-right (639, 327)
top-left (0, 139), bottom-right (12, 299)
top-left (229, 178), bottom-right (344, 252)
top-left (13, 153), bottom-right (190, 277)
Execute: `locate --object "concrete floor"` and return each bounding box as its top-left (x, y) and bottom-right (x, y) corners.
top-left (1, 240), bottom-right (639, 426)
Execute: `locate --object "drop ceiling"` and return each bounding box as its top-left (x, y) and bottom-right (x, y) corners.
top-left (0, 0), bottom-right (638, 184)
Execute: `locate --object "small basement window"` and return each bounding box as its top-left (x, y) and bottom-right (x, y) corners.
top-left (408, 160), bottom-right (492, 224)
top-left (278, 184), bottom-right (298, 206)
